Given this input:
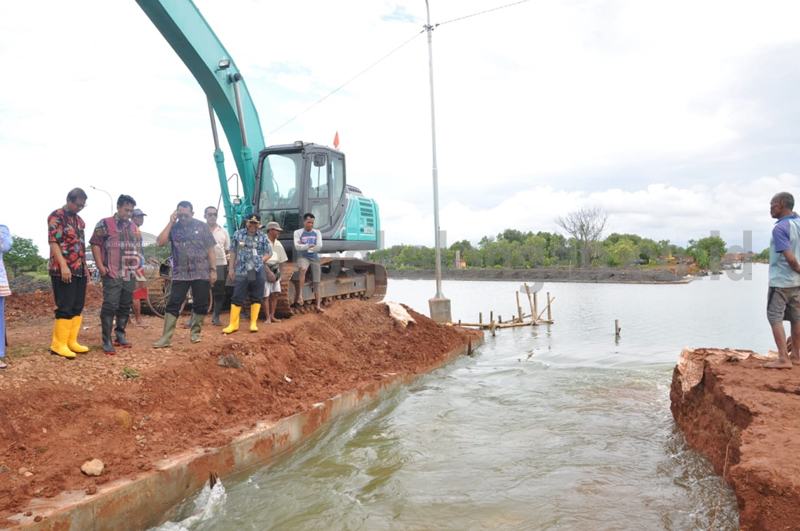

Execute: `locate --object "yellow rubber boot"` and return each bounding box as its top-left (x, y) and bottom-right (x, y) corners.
top-left (223, 305), bottom-right (241, 334)
top-left (67, 316), bottom-right (89, 353)
top-left (50, 319), bottom-right (77, 359)
top-left (249, 303), bottom-right (261, 332)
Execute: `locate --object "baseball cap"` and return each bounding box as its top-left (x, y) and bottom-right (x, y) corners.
top-left (132, 208), bottom-right (146, 217)
top-left (246, 213), bottom-right (261, 223)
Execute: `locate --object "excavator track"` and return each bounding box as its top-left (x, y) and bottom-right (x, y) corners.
top-left (274, 258), bottom-right (387, 317)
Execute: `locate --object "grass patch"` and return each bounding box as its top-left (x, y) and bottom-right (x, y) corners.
top-left (5, 344), bottom-right (34, 359)
top-left (121, 367), bottom-right (140, 379)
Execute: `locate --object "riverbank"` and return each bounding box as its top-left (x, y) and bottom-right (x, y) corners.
top-left (388, 266), bottom-right (691, 284)
top-left (0, 287), bottom-right (480, 529)
top-left (670, 348), bottom-right (800, 531)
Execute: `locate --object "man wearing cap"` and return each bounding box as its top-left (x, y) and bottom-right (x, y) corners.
top-left (90, 194), bottom-right (142, 354)
top-left (263, 221), bottom-right (289, 323)
top-left (131, 208), bottom-right (149, 327)
top-left (293, 213), bottom-right (325, 312)
top-left (153, 201), bottom-right (217, 347)
top-left (223, 214), bottom-right (272, 334)
top-left (48, 188), bottom-right (90, 359)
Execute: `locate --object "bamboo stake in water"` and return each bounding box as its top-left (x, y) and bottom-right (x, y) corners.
top-left (524, 283), bottom-right (538, 325)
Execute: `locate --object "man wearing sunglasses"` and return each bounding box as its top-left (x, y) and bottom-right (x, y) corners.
top-left (153, 201), bottom-right (217, 347)
top-left (204, 207), bottom-right (230, 326)
top-left (184, 206), bottom-right (231, 328)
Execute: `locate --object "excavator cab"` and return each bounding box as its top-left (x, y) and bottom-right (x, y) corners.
top-left (255, 142), bottom-right (380, 255)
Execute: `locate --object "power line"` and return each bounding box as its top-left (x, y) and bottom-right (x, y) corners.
top-left (265, 0), bottom-right (531, 138)
top-left (437, 0), bottom-right (532, 27)
top-left (265, 29), bottom-right (424, 138)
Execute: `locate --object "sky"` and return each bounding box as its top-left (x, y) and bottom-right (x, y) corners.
top-left (2, 0), bottom-right (800, 258)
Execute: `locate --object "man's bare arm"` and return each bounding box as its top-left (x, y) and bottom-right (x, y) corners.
top-left (783, 249), bottom-right (800, 274)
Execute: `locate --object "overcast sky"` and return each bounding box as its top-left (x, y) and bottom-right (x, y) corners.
top-left (2, 0), bottom-right (800, 257)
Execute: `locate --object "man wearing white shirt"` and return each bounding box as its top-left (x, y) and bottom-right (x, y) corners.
top-left (204, 206), bottom-right (230, 326)
top-left (293, 213), bottom-right (325, 313)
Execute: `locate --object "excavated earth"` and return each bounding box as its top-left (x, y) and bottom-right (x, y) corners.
top-left (670, 352), bottom-right (800, 531)
top-left (0, 285), bottom-right (480, 529)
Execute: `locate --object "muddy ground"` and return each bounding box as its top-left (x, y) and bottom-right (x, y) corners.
top-left (671, 353), bottom-right (800, 531)
top-left (0, 284), bottom-right (480, 528)
top-left (388, 266), bottom-right (691, 283)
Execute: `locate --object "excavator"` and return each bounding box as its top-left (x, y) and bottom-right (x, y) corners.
top-left (135, 0), bottom-right (387, 316)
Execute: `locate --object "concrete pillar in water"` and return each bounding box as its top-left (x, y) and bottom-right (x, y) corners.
top-left (429, 298), bottom-right (452, 324)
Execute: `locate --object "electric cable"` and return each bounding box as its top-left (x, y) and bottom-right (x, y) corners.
top-left (266, 0), bottom-right (532, 138)
top-left (265, 29), bottom-right (424, 138)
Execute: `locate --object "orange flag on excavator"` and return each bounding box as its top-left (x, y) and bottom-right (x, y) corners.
top-left (333, 131), bottom-right (340, 149)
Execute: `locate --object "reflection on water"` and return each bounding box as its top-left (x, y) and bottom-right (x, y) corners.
top-left (153, 266), bottom-right (772, 530)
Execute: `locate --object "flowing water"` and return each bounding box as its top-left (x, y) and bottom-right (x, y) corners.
top-left (152, 264), bottom-right (773, 531)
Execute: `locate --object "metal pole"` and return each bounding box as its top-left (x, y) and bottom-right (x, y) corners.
top-left (230, 74), bottom-right (249, 147)
top-left (90, 185), bottom-right (113, 215)
top-left (207, 99), bottom-right (221, 150)
top-left (425, 0), bottom-right (444, 299)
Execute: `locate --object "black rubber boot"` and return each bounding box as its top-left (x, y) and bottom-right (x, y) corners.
top-left (212, 298), bottom-right (223, 326)
top-left (114, 314), bottom-right (133, 348)
top-left (101, 313), bottom-right (116, 354)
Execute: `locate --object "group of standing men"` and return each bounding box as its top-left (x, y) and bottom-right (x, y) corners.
top-left (46, 188), bottom-right (325, 359)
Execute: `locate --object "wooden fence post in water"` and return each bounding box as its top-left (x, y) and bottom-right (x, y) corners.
top-left (516, 292), bottom-right (523, 323)
top-left (479, 312), bottom-right (483, 324)
top-left (547, 292), bottom-right (552, 321)
top-left (524, 283), bottom-right (538, 325)
top-left (615, 320), bottom-right (620, 337)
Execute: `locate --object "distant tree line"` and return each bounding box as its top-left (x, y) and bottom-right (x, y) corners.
top-left (370, 230), bottom-right (730, 271)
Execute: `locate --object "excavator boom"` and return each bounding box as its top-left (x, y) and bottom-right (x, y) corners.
top-left (136, 0), bottom-right (264, 227)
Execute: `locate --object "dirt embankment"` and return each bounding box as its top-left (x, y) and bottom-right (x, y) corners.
top-left (0, 286), bottom-right (480, 528)
top-left (389, 266), bottom-right (691, 283)
top-left (670, 354), bottom-right (800, 531)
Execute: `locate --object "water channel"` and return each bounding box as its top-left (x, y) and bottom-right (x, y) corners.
top-left (153, 264), bottom-right (773, 531)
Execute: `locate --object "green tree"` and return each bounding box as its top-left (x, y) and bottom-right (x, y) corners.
top-left (757, 248), bottom-right (769, 260)
top-left (688, 236), bottom-right (727, 269)
top-left (606, 239), bottom-right (637, 266)
top-left (142, 243), bottom-right (172, 263)
top-left (4, 235), bottom-right (46, 277)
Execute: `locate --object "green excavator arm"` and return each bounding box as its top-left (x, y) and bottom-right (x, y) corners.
top-left (136, 0), bottom-right (265, 234)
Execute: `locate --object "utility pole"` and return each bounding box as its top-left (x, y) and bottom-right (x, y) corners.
top-left (425, 0), bottom-right (451, 323)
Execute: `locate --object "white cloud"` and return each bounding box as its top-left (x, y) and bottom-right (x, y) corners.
top-left (2, 0), bottom-right (800, 259)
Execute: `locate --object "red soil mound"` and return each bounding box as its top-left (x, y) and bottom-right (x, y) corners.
top-left (0, 293), bottom-right (480, 527)
top-left (670, 352), bottom-right (800, 531)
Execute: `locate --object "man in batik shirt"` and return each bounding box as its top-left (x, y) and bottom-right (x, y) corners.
top-left (223, 214), bottom-right (272, 334)
top-left (90, 194), bottom-right (142, 354)
top-left (153, 201), bottom-right (217, 347)
top-left (47, 188), bottom-right (89, 359)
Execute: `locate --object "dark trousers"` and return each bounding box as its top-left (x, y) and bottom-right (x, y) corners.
top-left (51, 275), bottom-right (87, 319)
top-left (165, 279), bottom-right (211, 317)
top-left (213, 265), bottom-right (227, 303)
top-left (231, 268), bottom-right (266, 306)
top-left (100, 276), bottom-right (135, 318)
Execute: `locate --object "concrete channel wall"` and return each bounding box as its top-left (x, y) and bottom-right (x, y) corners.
top-left (10, 337), bottom-right (481, 531)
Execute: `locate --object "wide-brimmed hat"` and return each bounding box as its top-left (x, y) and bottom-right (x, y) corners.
top-left (266, 221), bottom-right (282, 231)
